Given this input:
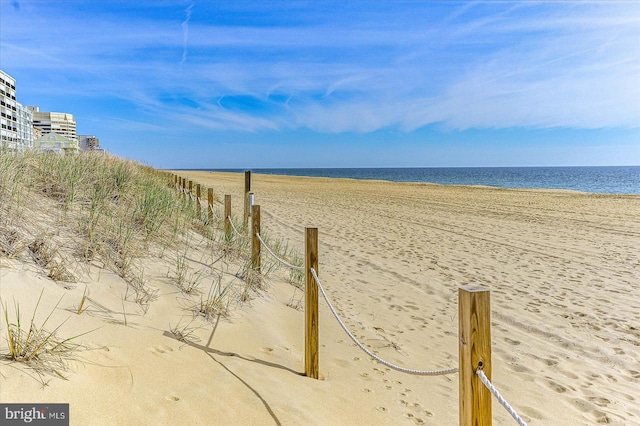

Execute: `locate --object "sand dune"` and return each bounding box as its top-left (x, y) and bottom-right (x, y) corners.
top-left (2, 170), bottom-right (639, 425)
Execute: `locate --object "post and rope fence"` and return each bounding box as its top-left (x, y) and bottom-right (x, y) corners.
top-left (244, 170), bottom-right (251, 227)
top-left (165, 171), bottom-right (528, 426)
top-left (196, 183), bottom-right (202, 217)
top-left (459, 285), bottom-right (492, 426)
top-left (305, 227), bottom-right (319, 379)
top-left (224, 195), bottom-right (232, 239)
top-left (182, 178), bottom-right (187, 202)
top-left (251, 205), bottom-right (261, 273)
top-left (208, 188), bottom-right (214, 224)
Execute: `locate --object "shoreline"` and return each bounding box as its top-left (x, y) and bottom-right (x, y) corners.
top-left (168, 169), bottom-right (640, 198)
top-left (169, 166), bottom-right (640, 196)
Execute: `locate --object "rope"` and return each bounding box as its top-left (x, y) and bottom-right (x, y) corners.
top-left (477, 369), bottom-right (528, 426)
top-left (227, 216), bottom-right (246, 239)
top-left (310, 268), bottom-right (458, 376)
top-left (256, 233), bottom-right (304, 270)
top-left (208, 204), bottom-right (221, 220)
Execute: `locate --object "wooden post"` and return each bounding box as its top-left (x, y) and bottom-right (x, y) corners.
top-left (244, 170), bottom-right (251, 227)
top-left (181, 178), bottom-right (185, 200)
top-left (305, 227), bottom-right (319, 379)
top-left (208, 188), bottom-right (214, 223)
top-left (224, 195), bottom-right (232, 239)
top-left (196, 184), bottom-right (201, 216)
top-left (188, 180), bottom-right (193, 206)
top-left (251, 205), bottom-right (261, 272)
top-left (173, 174), bottom-right (177, 189)
top-left (459, 285), bottom-right (492, 426)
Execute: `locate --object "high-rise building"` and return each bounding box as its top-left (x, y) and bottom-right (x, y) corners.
top-left (16, 103), bottom-right (34, 146)
top-left (29, 106), bottom-right (77, 141)
top-left (1, 70), bottom-right (35, 149)
top-left (1, 70), bottom-right (19, 148)
top-left (78, 135), bottom-right (103, 151)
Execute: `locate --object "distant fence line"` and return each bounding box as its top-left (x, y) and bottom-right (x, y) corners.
top-left (165, 171), bottom-right (528, 426)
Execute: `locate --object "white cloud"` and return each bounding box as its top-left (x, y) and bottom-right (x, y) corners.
top-left (180, 1), bottom-right (194, 66)
top-left (2, 1), bottom-right (639, 135)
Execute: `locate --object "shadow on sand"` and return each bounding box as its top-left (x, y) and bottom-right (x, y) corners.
top-left (162, 315), bottom-right (305, 426)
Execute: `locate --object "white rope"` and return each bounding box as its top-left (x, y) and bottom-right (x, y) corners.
top-left (310, 268), bottom-right (458, 376)
top-left (208, 204), bottom-right (222, 220)
top-left (256, 233), bottom-right (304, 270)
top-left (227, 216), bottom-right (246, 239)
top-left (477, 369), bottom-right (528, 426)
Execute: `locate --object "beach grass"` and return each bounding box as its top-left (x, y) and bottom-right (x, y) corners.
top-left (1, 290), bottom-right (90, 380)
top-left (0, 148), bottom-right (306, 376)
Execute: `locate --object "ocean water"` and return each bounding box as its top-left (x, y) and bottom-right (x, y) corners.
top-left (199, 167), bottom-right (640, 195)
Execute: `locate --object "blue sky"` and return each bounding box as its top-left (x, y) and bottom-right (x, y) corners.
top-left (1, 0), bottom-right (639, 168)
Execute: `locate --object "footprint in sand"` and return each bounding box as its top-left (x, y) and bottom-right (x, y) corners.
top-left (165, 396), bottom-right (180, 402)
top-left (403, 412), bottom-right (425, 424)
top-left (588, 397), bottom-right (611, 407)
top-left (544, 378), bottom-right (568, 394)
top-left (152, 345), bottom-right (174, 355)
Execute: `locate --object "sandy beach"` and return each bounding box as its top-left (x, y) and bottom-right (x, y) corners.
top-left (2, 170), bottom-right (639, 425)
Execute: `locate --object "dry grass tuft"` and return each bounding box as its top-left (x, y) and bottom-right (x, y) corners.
top-left (196, 276), bottom-right (233, 320)
top-left (1, 290), bottom-right (91, 379)
top-left (0, 227), bottom-right (26, 258)
top-left (169, 319), bottom-right (201, 344)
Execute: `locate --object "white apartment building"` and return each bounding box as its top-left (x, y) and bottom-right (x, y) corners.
top-left (29, 106), bottom-right (77, 141)
top-left (1, 70), bottom-right (19, 148)
top-left (16, 103), bottom-right (34, 146)
top-left (1, 70), bottom-right (34, 149)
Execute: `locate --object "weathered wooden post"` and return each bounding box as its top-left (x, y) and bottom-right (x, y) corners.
top-left (305, 227), bottom-right (319, 379)
top-left (196, 184), bottom-right (202, 216)
top-left (459, 285), bottom-right (492, 426)
top-left (251, 205), bottom-right (261, 272)
top-left (181, 177), bottom-right (186, 200)
top-left (244, 170), bottom-right (251, 227)
top-left (208, 188), bottom-right (214, 223)
top-left (173, 174), bottom-right (178, 189)
top-left (224, 195), bottom-right (232, 239)
top-left (188, 180), bottom-right (193, 206)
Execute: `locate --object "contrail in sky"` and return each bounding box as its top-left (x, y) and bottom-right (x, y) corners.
top-left (180, 2), bottom-right (194, 67)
